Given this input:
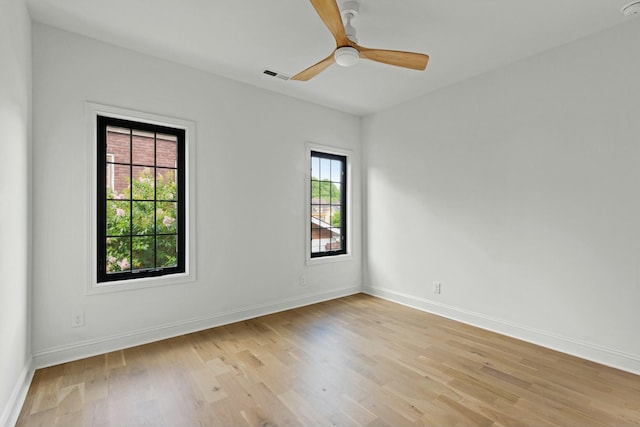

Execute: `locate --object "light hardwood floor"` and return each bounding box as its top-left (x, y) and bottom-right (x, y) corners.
top-left (17, 294), bottom-right (640, 426)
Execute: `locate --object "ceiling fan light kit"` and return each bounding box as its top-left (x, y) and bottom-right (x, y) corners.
top-left (621, 1), bottom-right (640, 15)
top-left (290, 0), bottom-right (429, 81)
top-left (335, 46), bottom-right (359, 67)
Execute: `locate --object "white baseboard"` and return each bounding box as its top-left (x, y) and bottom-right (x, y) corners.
top-left (33, 286), bottom-right (360, 369)
top-left (364, 286), bottom-right (640, 376)
top-left (1, 357), bottom-right (34, 427)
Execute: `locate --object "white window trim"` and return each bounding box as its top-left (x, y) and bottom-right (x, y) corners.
top-left (305, 142), bottom-right (353, 266)
top-left (85, 102), bottom-right (197, 294)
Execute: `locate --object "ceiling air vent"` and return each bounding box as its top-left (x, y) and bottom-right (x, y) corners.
top-left (263, 69), bottom-right (291, 81)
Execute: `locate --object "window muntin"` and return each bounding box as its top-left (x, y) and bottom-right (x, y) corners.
top-left (97, 116), bottom-right (185, 282)
top-left (310, 151), bottom-right (347, 257)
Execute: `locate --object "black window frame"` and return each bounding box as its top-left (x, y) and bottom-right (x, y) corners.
top-left (310, 150), bottom-right (347, 258)
top-left (97, 115), bottom-right (186, 283)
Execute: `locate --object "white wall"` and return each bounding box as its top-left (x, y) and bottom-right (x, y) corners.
top-left (0, 0), bottom-right (32, 424)
top-left (30, 24), bottom-right (361, 365)
top-left (363, 20), bottom-right (640, 373)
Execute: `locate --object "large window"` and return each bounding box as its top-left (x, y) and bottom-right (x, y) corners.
top-left (97, 116), bottom-right (185, 282)
top-left (310, 150), bottom-right (347, 258)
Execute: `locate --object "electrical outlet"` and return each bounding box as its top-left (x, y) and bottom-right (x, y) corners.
top-left (433, 281), bottom-right (441, 294)
top-left (71, 311), bottom-right (85, 328)
top-left (299, 275), bottom-right (307, 286)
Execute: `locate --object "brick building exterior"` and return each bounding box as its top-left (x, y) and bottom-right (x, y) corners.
top-left (106, 127), bottom-right (177, 194)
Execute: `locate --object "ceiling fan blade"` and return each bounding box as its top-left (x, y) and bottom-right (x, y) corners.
top-left (291, 52), bottom-right (335, 81)
top-left (357, 46), bottom-right (429, 70)
top-left (309, 0), bottom-right (350, 46)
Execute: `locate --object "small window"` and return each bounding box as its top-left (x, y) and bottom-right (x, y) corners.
top-left (96, 116), bottom-right (185, 282)
top-left (310, 150), bottom-right (347, 257)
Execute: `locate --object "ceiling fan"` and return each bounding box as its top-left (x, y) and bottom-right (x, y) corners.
top-left (291, 0), bottom-right (429, 81)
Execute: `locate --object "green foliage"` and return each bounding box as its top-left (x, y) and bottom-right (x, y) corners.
top-left (311, 179), bottom-right (341, 203)
top-left (331, 210), bottom-right (341, 227)
top-left (106, 168), bottom-right (178, 273)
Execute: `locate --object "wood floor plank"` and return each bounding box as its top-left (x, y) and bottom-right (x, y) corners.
top-left (17, 294), bottom-right (640, 426)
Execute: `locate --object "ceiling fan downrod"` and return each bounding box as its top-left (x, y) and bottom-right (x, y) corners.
top-left (341, 0), bottom-right (360, 43)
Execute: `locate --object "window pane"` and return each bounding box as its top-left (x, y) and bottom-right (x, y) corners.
top-left (316, 204), bottom-right (331, 224)
top-left (311, 217), bottom-right (320, 230)
top-left (319, 158), bottom-right (331, 180)
top-left (311, 233), bottom-right (321, 253)
top-left (132, 201), bottom-right (155, 235)
top-left (315, 226), bottom-right (331, 253)
top-left (331, 160), bottom-right (342, 182)
top-left (156, 134), bottom-right (177, 168)
top-left (131, 130), bottom-right (155, 166)
top-left (106, 126), bottom-right (130, 163)
top-left (106, 160), bottom-right (115, 194)
top-left (107, 237), bottom-right (131, 273)
top-left (111, 164), bottom-right (130, 199)
top-left (312, 179), bottom-right (333, 201)
top-left (107, 200), bottom-right (130, 236)
top-left (331, 183), bottom-right (341, 204)
top-left (328, 233), bottom-right (342, 251)
top-left (157, 235), bottom-right (177, 268)
top-left (156, 202), bottom-right (177, 234)
top-left (132, 236), bottom-right (155, 270)
top-left (330, 206), bottom-right (341, 227)
top-left (311, 156), bottom-right (320, 180)
top-left (132, 166), bottom-right (155, 200)
top-left (318, 233), bottom-right (329, 252)
top-left (156, 168), bottom-right (177, 200)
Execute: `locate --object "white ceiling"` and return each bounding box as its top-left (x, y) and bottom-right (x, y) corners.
top-left (26, 0), bottom-right (636, 116)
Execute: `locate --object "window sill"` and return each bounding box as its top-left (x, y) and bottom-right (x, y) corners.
top-left (306, 253), bottom-right (352, 266)
top-left (87, 271), bottom-right (194, 295)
